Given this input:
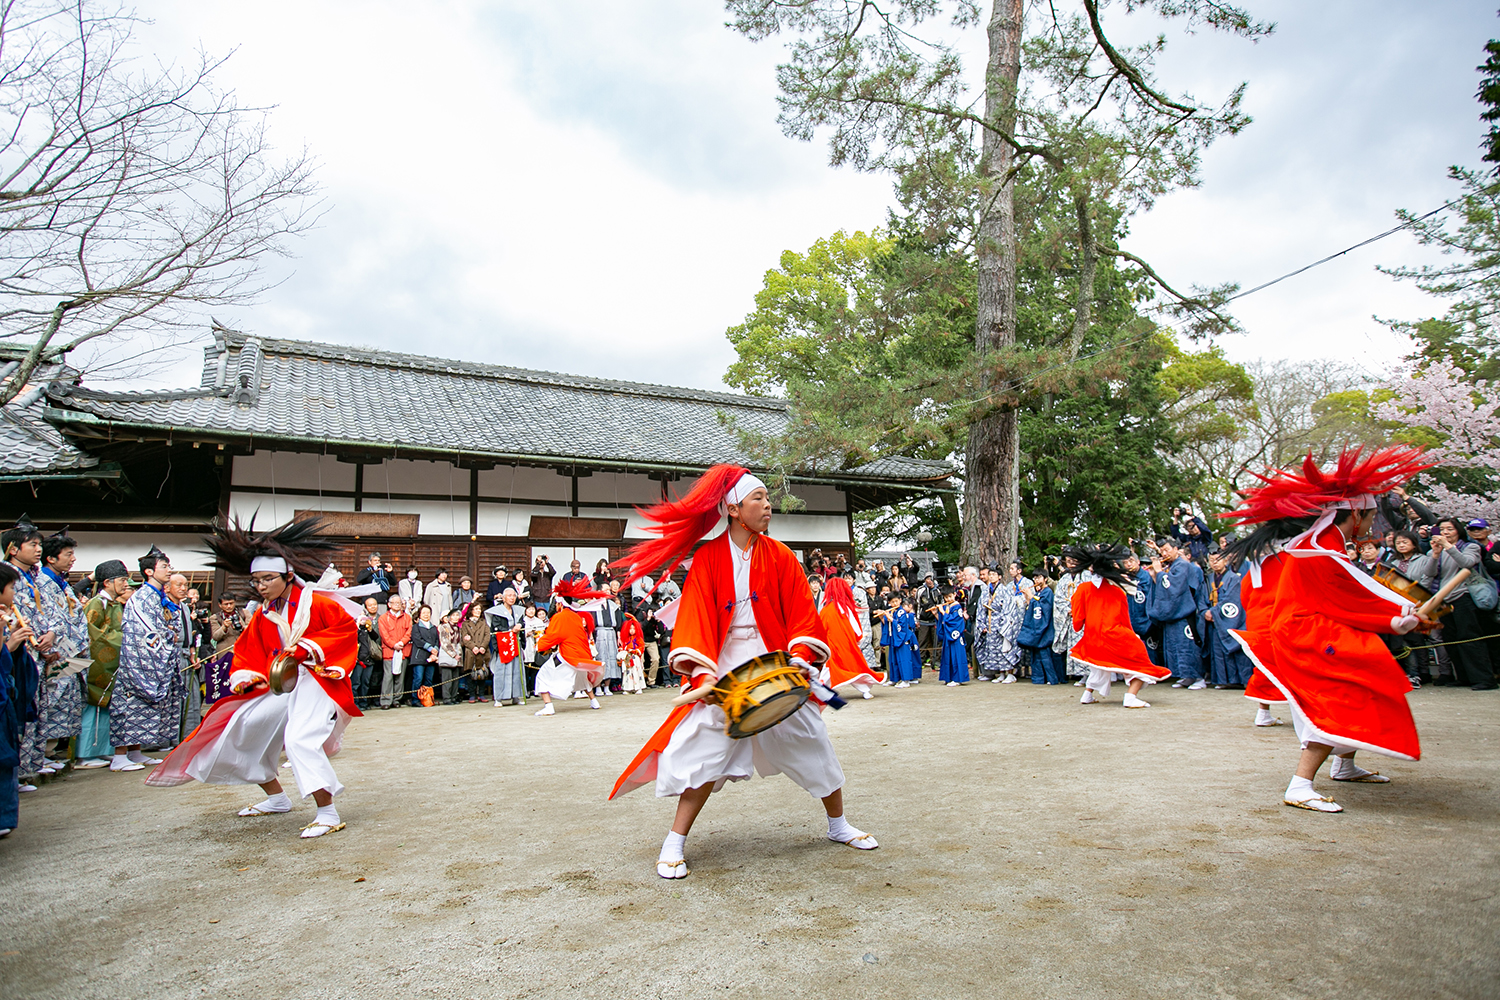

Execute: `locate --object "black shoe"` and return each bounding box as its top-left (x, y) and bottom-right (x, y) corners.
top-left (1471, 683), bottom-right (1498, 691)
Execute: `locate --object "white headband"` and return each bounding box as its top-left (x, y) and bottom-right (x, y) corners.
top-left (1329, 494), bottom-right (1377, 511)
top-left (725, 473), bottom-right (768, 507)
top-left (250, 556), bottom-right (289, 574)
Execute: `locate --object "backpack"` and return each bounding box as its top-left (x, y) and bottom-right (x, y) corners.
top-left (1467, 543), bottom-right (1499, 611)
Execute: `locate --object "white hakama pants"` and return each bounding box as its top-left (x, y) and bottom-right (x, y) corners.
top-left (655, 700), bottom-right (845, 800)
top-left (535, 653), bottom-right (592, 700)
top-left (185, 666), bottom-right (350, 799)
top-left (186, 691), bottom-right (288, 787)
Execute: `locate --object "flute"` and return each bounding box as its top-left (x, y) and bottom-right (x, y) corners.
top-left (0, 603), bottom-right (41, 654)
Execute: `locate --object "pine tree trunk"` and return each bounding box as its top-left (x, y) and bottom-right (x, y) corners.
top-left (962, 0), bottom-right (1024, 566)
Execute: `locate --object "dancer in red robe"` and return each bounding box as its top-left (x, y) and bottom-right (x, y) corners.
top-left (532, 577), bottom-right (608, 715)
top-left (1064, 544), bottom-right (1171, 708)
top-left (148, 518), bottom-right (365, 839)
top-left (1222, 446), bottom-right (1432, 813)
top-left (819, 576), bottom-right (883, 698)
top-left (609, 464), bottom-right (876, 879)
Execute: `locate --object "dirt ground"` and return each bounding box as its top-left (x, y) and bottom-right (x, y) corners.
top-left (2, 679), bottom-right (1497, 1000)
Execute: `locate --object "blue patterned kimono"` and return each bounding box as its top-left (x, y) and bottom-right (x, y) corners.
top-left (1206, 568), bottom-right (1254, 686)
top-left (111, 582), bottom-right (185, 749)
top-left (936, 604), bottom-right (969, 683)
top-left (881, 608), bottom-right (922, 682)
top-left (973, 582), bottom-right (1010, 677)
top-left (35, 567), bottom-right (84, 741)
top-left (1147, 558), bottom-right (1207, 681)
top-left (9, 563), bottom-right (49, 774)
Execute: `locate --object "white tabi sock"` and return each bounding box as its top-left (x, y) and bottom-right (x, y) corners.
top-left (1330, 756), bottom-right (1376, 780)
top-left (1285, 775), bottom-right (1317, 801)
top-left (827, 814), bottom-right (857, 841)
top-left (257, 792), bottom-right (292, 813)
top-left (315, 804), bottom-right (340, 828)
top-left (659, 830), bottom-right (687, 864)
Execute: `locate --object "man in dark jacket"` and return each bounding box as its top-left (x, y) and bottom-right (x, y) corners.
top-left (530, 555), bottom-right (556, 605)
top-left (354, 597), bottom-right (383, 709)
top-left (485, 565), bottom-right (509, 606)
top-left (354, 553), bottom-right (394, 606)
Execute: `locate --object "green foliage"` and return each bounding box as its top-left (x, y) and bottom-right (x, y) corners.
top-left (1018, 332), bottom-right (1197, 565)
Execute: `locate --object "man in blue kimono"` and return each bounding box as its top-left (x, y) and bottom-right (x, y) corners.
top-left (1018, 571), bottom-right (1061, 684)
top-left (879, 595), bottom-right (922, 687)
top-left (110, 545), bottom-right (183, 771)
top-left (1203, 552), bottom-right (1254, 688)
top-left (1122, 552), bottom-right (1162, 666)
top-left (1147, 537), bottom-right (1208, 689)
top-left (1, 561), bottom-right (40, 836)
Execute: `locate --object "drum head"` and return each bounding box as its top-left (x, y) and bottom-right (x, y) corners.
top-left (726, 687), bottom-right (808, 739)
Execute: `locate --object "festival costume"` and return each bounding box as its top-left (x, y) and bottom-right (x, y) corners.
top-left (79, 592), bottom-right (124, 760)
top-left (610, 529), bottom-right (838, 800)
top-left (935, 603), bottom-right (969, 684)
top-left (620, 614), bottom-right (647, 693)
top-left (1069, 579), bottom-right (1171, 697)
top-left (111, 581), bottom-right (185, 751)
top-left (1126, 567), bottom-right (1163, 666)
top-left (1051, 570), bottom-right (1083, 675)
top-left (819, 578), bottom-right (884, 695)
top-left (0, 639), bottom-right (38, 830)
top-left (534, 579), bottom-right (607, 708)
top-left (1221, 447), bottom-right (1432, 810)
top-left (8, 561), bottom-right (51, 776)
top-left (1148, 557), bottom-right (1207, 683)
top-left (485, 603), bottom-right (526, 703)
top-left (1205, 566), bottom-right (1253, 687)
top-left (1018, 586), bottom-right (1062, 684)
top-left (1234, 551), bottom-right (1289, 705)
top-left (148, 518), bottom-right (369, 838)
top-left (881, 607), bottom-right (921, 683)
top-left (35, 565), bottom-right (85, 745)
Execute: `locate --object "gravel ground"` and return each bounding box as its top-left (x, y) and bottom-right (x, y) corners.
top-left (2, 679), bottom-right (1497, 1000)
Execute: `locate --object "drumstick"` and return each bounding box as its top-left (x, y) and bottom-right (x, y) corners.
top-left (669, 681), bottom-right (718, 707)
top-left (1418, 568), bottom-right (1470, 618)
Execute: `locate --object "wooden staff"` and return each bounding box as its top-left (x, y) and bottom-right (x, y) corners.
top-left (1418, 568), bottom-right (1470, 620)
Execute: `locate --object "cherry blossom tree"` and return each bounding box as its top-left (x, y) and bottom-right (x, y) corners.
top-left (1376, 362), bottom-right (1500, 522)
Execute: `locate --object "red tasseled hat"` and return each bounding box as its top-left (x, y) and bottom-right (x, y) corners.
top-left (823, 576), bottom-right (860, 622)
top-left (552, 577), bottom-right (611, 604)
top-left (615, 464), bottom-right (753, 587)
top-left (1220, 445), bottom-right (1433, 526)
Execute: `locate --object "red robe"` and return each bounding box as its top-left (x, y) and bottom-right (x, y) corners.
top-left (1069, 579), bottom-right (1171, 683)
top-left (537, 606), bottom-right (604, 686)
top-left (1232, 551), bottom-right (1288, 704)
top-left (148, 585), bottom-right (359, 787)
top-left (609, 531), bottom-right (829, 800)
top-left (820, 601), bottom-right (883, 688)
top-left (1241, 523), bottom-right (1419, 759)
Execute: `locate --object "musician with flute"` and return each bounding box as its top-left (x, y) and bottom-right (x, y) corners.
top-left (3, 515), bottom-right (59, 784)
top-left (0, 560), bottom-right (39, 838)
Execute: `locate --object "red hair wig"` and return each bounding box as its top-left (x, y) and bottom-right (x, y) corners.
top-left (614, 464), bottom-right (749, 587)
top-left (823, 576), bottom-right (860, 621)
top-left (1221, 445), bottom-right (1432, 527)
top-left (552, 577), bottom-right (611, 604)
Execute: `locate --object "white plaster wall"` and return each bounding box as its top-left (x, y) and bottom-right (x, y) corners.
top-left (69, 531), bottom-right (216, 572)
top-left (364, 458), bottom-right (468, 497)
top-left (228, 493), bottom-right (357, 527)
top-left (575, 471), bottom-right (661, 505)
top-left (231, 450), bottom-right (356, 491)
top-left (476, 464), bottom-right (569, 502)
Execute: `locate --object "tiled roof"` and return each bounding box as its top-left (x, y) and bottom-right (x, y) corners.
top-left (0, 360), bottom-right (100, 477)
top-left (44, 333), bottom-right (952, 486)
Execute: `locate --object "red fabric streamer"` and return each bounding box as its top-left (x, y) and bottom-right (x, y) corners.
top-left (1221, 445), bottom-right (1433, 526)
top-left (614, 463), bottom-right (749, 587)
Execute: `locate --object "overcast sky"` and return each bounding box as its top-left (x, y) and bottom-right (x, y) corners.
top-left (115, 0), bottom-right (1497, 393)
